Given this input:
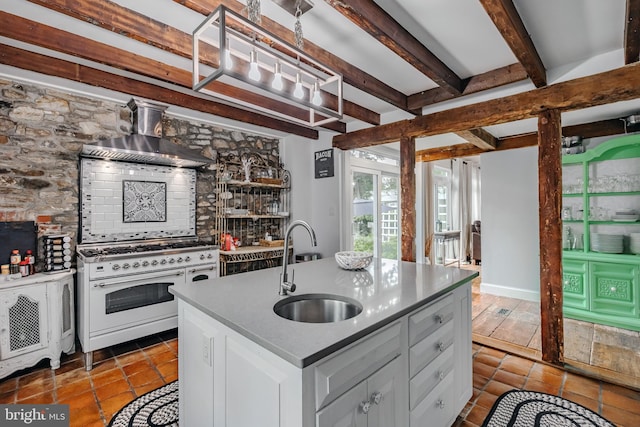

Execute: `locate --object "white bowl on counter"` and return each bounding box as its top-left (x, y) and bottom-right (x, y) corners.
top-left (335, 251), bottom-right (373, 270)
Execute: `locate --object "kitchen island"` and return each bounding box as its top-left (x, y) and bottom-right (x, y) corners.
top-left (170, 257), bottom-right (478, 427)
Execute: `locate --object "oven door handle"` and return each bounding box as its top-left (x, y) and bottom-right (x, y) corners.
top-left (188, 266), bottom-right (217, 274)
top-left (93, 270), bottom-right (185, 288)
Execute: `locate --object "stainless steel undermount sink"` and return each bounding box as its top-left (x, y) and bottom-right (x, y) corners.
top-left (274, 294), bottom-right (363, 323)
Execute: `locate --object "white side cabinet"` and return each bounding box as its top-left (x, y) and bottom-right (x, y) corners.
top-left (0, 271), bottom-right (75, 379)
top-left (177, 281), bottom-right (471, 427)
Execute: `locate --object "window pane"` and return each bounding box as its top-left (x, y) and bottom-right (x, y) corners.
top-left (381, 174), bottom-right (399, 259)
top-left (352, 171), bottom-right (375, 254)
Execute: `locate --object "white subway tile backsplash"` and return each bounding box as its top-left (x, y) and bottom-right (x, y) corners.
top-left (92, 188), bottom-right (114, 198)
top-left (80, 158), bottom-right (196, 243)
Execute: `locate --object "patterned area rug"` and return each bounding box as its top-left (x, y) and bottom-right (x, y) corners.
top-left (482, 390), bottom-right (616, 427)
top-left (108, 380), bottom-right (178, 427)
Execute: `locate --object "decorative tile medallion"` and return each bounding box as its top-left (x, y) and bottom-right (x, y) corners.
top-left (123, 180), bottom-right (167, 223)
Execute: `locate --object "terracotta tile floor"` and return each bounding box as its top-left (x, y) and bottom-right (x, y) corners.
top-left (2, 333), bottom-right (639, 427)
top-left (0, 330), bottom-right (179, 426)
top-left (458, 344), bottom-right (640, 427)
top-left (1, 335), bottom-right (638, 427)
top-left (0, 307), bottom-right (638, 426)
top-left (465, 263), bottom-right (640, 390)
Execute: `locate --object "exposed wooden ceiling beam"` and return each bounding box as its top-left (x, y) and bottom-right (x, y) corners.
top-left (0, 12), bottom-right (346, 134)
top-left (174, 0), bottom-right (415, 114)
top-left (25, 0), bottom-right (379, 126)
top-left (333, 61), bottom-right (640, 149)
top-left (625, 0), bottom-right (640, 64)
top-left (562, 118), bottom-right (626, 138)
top-left (324, 0), bottom-right (464, 96)
top-left (416, 118), bottom-right (630, 162)
top-left (408, 63), bottom-right (528, 110)
top-left (479, 0), bottom-right (547, 87)
top-left (456, 128), bottom-right (497, 150)
top-left (0, 44), bottom-right (320, 139)
top-left (417, 134), bottom-right (537, 162)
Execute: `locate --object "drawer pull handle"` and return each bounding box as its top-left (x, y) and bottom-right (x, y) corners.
top-left (563, 280), bottom-right (569, 286)
top-left (359, 400), bottom-right (371, 414)
top-left (435, 314), bottom-right (444, 324)
top-left (610, 286), bottom-right (617, 292)
top-left (370, 391), bottom-right (383, 405)
top-left (438, 370), bottom-right (445, 381)
top-left (438, 342), bottom-right (446, 352)
top-left (437, 399), bottom-right (446, 409)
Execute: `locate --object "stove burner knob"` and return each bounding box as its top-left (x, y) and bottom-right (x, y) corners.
top-left (160, 259), bottom-right (167, 265)
top-left (177, 257), bottom-right (183, 263)
top-left (112, 264), bottom-right (121, 271)
top-left (142, 261), bottom-right (150, 267)
top-left (199, 254), bottom-right (205, 260)
top-left (122, 263), bottom-right (131, 270)
top-left (207, 253), bottom-right (214, 259)
top-left (151, 260), bottom-right (159, 266)
top-left (133, 262), bottom-right (140, 268)
top-left (169, 258), bottom-right (176, 264)
top-left (185, 256), bottom-right (191, 262)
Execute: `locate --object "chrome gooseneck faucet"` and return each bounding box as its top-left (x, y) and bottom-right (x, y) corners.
top-left (280, 220), bottom-right (317, 296)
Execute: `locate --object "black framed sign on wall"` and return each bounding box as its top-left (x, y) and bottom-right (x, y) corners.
top-left (314, 148), bottom-right (334, 179)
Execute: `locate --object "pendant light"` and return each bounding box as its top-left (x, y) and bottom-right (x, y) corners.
top-left (248, 49), bottom-right (261, 81)
top-left (311, 80), bottom-right (322, 106)
top-left (293, 72), bottom-right (304, 99)
top-left (272, 61), bottom-right (283, 91)
top-left (223, 38), bottom-right (233, 70)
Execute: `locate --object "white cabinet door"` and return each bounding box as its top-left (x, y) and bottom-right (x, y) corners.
top-left (178, 300), bottom-right (303, 427)
top-left (0, 284), bottom-right (48, 359)
top-left (179, 302), bottom-right (220, 427)
top-left (367, 356), bottom-right (406, 427)
top-left (226, 336), bottom-right (287, 427)
top-left (316, 381), bottom-right (368, 427)
top-left (317, 356), bottom-right (405, 427)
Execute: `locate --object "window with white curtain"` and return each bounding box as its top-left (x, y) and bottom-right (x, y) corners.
top-left (433, 165), bottom-right (451, 231)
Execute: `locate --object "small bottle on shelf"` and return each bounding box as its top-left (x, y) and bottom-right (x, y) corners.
top-left (24, 250), bottom-right (35, 275)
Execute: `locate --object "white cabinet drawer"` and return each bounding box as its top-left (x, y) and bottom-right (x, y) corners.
top-left (409, 345), bottom-right (454, 410)
top-left (409, 320), bottom-right (453, 378)
top-left (314, 320), bottom-right (403, 410)
top-left (408, 293), bottom-right (454, 347)
top-left (410, 372), bottom-right (454, 427)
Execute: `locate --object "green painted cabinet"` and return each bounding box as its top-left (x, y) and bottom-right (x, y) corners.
top-left (562, 134), bottom-right (640, 331)
top-left (562, 259), bottom-right (588, 310)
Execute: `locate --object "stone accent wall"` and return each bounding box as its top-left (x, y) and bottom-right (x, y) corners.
top-left (162, 117), bottom-right (280, 240)
top-left (0, 78), bottom-right (280, 269)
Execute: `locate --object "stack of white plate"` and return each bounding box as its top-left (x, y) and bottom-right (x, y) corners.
top-left (591, 233), bottom-right (624, 253)
top-left (612, 209), bottom-right (639, 222)
top-left (631, 233), bottom-right (640, 254)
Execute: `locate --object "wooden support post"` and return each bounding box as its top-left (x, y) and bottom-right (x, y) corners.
top-left (400, 136), bottom-right (416, 262)
top-left (537, 109), bottom-right (564, 364)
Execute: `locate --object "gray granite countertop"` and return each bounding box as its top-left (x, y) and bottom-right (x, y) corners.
top-left (169, 257), bottom-right (478, 368)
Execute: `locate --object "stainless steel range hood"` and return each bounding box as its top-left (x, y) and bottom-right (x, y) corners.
top-left (81, 99), bottom-right (213, 168)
